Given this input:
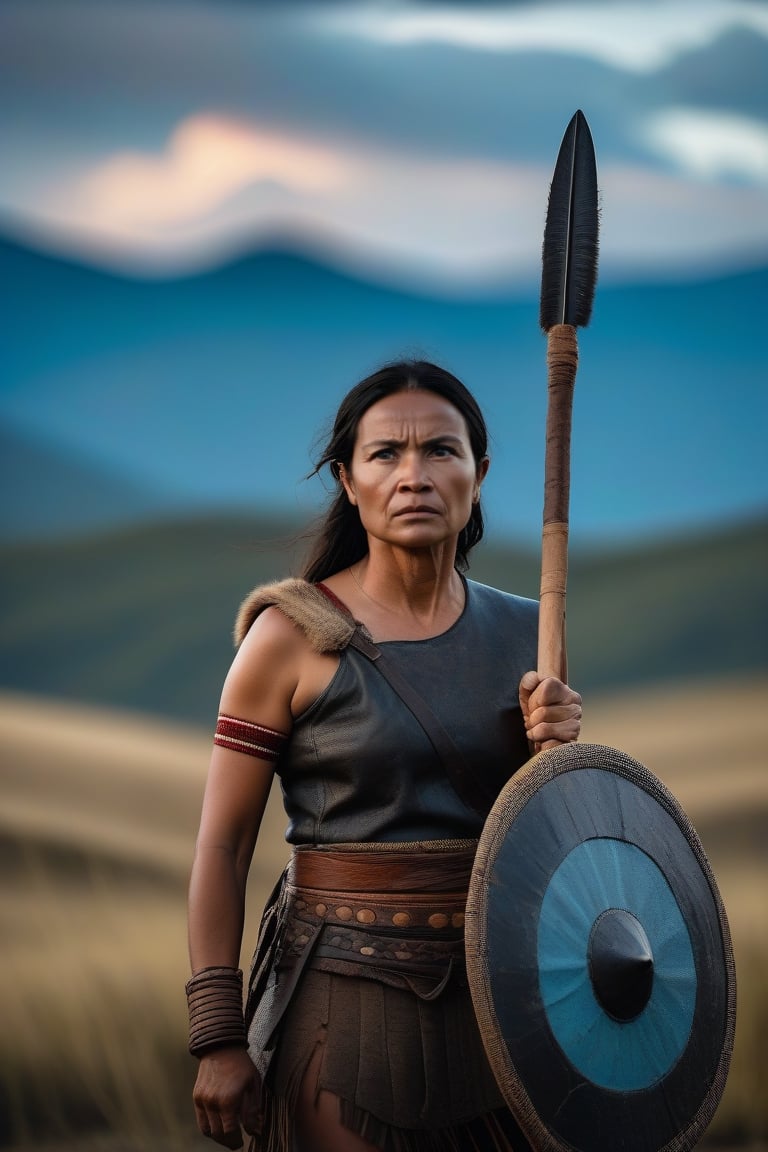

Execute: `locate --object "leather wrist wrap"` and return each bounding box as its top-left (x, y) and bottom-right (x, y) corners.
top-left (185, 966), bottom-right (247, 1057)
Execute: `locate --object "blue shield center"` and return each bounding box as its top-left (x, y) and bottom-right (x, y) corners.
top-left (537, 837), bottom-right (696, 1091)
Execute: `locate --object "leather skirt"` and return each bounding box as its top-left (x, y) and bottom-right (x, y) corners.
top-left (245, 841), bottom-right (530, 1152)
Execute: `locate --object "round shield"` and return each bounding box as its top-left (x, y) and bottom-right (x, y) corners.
top-left (465, 743), bottom-right (736, 1152)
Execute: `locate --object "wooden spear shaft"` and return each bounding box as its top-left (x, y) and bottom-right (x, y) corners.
top-left (538, 323), bottom-right (578, 682)
top-left (537, 109), bottom-right (598, 682)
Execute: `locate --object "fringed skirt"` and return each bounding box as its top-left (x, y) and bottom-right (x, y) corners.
top-left (245, 842), bottom-right (531, 1152)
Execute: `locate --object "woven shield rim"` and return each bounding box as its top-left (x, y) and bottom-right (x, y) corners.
top-left (464, 741), bottom-right (737, 1152)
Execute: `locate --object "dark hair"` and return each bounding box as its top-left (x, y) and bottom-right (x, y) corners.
top-left (302, 360), bottom-right (489, 582)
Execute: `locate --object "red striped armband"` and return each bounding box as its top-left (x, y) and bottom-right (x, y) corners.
top-left (214, 714), bottom-right (288, 763)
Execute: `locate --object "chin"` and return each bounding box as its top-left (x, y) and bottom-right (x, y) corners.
top-left (390, 526), bottom-right (456, 549)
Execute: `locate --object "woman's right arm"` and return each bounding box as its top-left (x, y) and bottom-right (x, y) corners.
top-left (187, 607), bottom-right (303, 1148)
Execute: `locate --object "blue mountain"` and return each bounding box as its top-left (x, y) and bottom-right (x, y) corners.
top-left (0, 420), bottom-right (185, 540)
top-left (1, 234), bottom-right (766, 544)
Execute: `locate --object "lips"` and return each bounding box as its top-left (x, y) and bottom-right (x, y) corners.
top-left (394, 505), bottom-right (439, 516)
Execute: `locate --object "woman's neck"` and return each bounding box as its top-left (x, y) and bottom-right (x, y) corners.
top-left (335, 544), bottom-right (466, 641)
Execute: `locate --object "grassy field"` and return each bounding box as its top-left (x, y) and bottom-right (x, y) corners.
top-left (1, 679), bottom-right (766, 1151)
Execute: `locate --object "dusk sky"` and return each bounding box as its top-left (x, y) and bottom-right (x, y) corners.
top-left (1, 0), bottom-right (767, 544)
top-left (2, 0), bottom-right (767, 290)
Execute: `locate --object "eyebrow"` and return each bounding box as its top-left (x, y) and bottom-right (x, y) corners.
top-left (360, 434), bottom-right (465, 451)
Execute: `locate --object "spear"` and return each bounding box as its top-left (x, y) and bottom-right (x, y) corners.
top-left (537, 109), bottom-right (599, 681)
top-left (466, 115), bottom-right (737, 1152)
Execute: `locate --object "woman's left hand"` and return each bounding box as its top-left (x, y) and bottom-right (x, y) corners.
top-left (519, 672), bottom-right (582, 754)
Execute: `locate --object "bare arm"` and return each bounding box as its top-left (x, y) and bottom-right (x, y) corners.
top-left (187, 607), bottom-right (304, 1149)
top-left (188, 607), bottom-right (299, 970)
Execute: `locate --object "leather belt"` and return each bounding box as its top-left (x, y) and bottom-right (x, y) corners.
top-left (284, 886), bottom-right (468, 934)
top-left (279, 886), bottom-right (468, 992)
top-left (254, 844), bottom-right (482, 1013)
top-left (289, 842), bottom-right (477, 895)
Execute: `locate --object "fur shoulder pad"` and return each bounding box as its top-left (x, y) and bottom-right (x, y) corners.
top-left (233, 578), bottom-right (357, 653)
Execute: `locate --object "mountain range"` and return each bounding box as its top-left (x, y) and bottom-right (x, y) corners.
top-left (1, 234), bottom-right (766, 545)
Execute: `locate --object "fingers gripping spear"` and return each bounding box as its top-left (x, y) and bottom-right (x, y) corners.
top-left (538, 110), bottom-right (599, 682)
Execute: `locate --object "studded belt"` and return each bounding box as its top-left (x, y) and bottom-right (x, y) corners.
top-left (277, 843), bottom-right (477, 991)
top-left (285, 887), bottom-right (468, 934)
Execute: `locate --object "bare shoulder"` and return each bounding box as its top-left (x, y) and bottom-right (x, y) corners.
top-left (220, 606), bottom-right (309, 730)
top-left (241, 602), bottom-right (311, 652)
top-left (221, 605), bottom-right (338, 727)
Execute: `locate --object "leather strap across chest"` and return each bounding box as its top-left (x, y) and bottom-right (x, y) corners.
top-left (317, 582), bottom-right (498, 817)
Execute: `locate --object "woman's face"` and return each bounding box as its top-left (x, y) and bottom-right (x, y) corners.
top-left (339, 389), bottom-right (489, 552)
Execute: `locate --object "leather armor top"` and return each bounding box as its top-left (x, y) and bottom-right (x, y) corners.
top-left (273, 579), bottom-right (538, 844)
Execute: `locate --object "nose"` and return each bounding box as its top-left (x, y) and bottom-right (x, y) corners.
top-left (397, 452), bottom-right (433, 491)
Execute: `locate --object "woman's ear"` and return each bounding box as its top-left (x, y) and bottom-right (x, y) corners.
top-left (337, 462), bottom-right (357, 505)
top-left (474, 455), bottom-right (490, 501)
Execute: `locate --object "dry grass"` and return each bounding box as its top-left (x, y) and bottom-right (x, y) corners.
top-left (0, 694), bottom-right (288, 1150)
top-left (579, 679), bottom-right (768, 1149)
top-left (1, 680), bottom-right (766, 1150)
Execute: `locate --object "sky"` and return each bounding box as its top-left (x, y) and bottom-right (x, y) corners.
top-left (0, 0), bottom-right (767, 545)
top-left (2, 0), bottom-right (768, 292)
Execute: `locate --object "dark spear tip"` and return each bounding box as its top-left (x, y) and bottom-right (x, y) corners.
top-left (540, 109), bottom-right (600, 332)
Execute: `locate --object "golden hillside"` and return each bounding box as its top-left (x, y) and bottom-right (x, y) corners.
top-left (1, 681), bottom-right (766, 1149)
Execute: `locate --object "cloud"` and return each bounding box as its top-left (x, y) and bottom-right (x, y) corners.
top-left (641, 108), bottom-right (768, 182)
top-left (1, 0), bottom-right (767, 286)
top-left (312, 0), bottom-right (768, 73)
top-left (80, 115), bottom-right (352, 227)
top-left (21, 113), bottom-right (546, 286)
top-left (6, 110), bottom-right (765, 290)
top-left (600, 165), bottom-right (768, 272)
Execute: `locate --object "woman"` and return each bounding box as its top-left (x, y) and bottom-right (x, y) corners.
top-left (187, 360), bottom-right (582, 1151)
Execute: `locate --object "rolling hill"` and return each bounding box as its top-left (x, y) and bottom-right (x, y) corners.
top-left (0, 512), bottom-right (765, 726)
